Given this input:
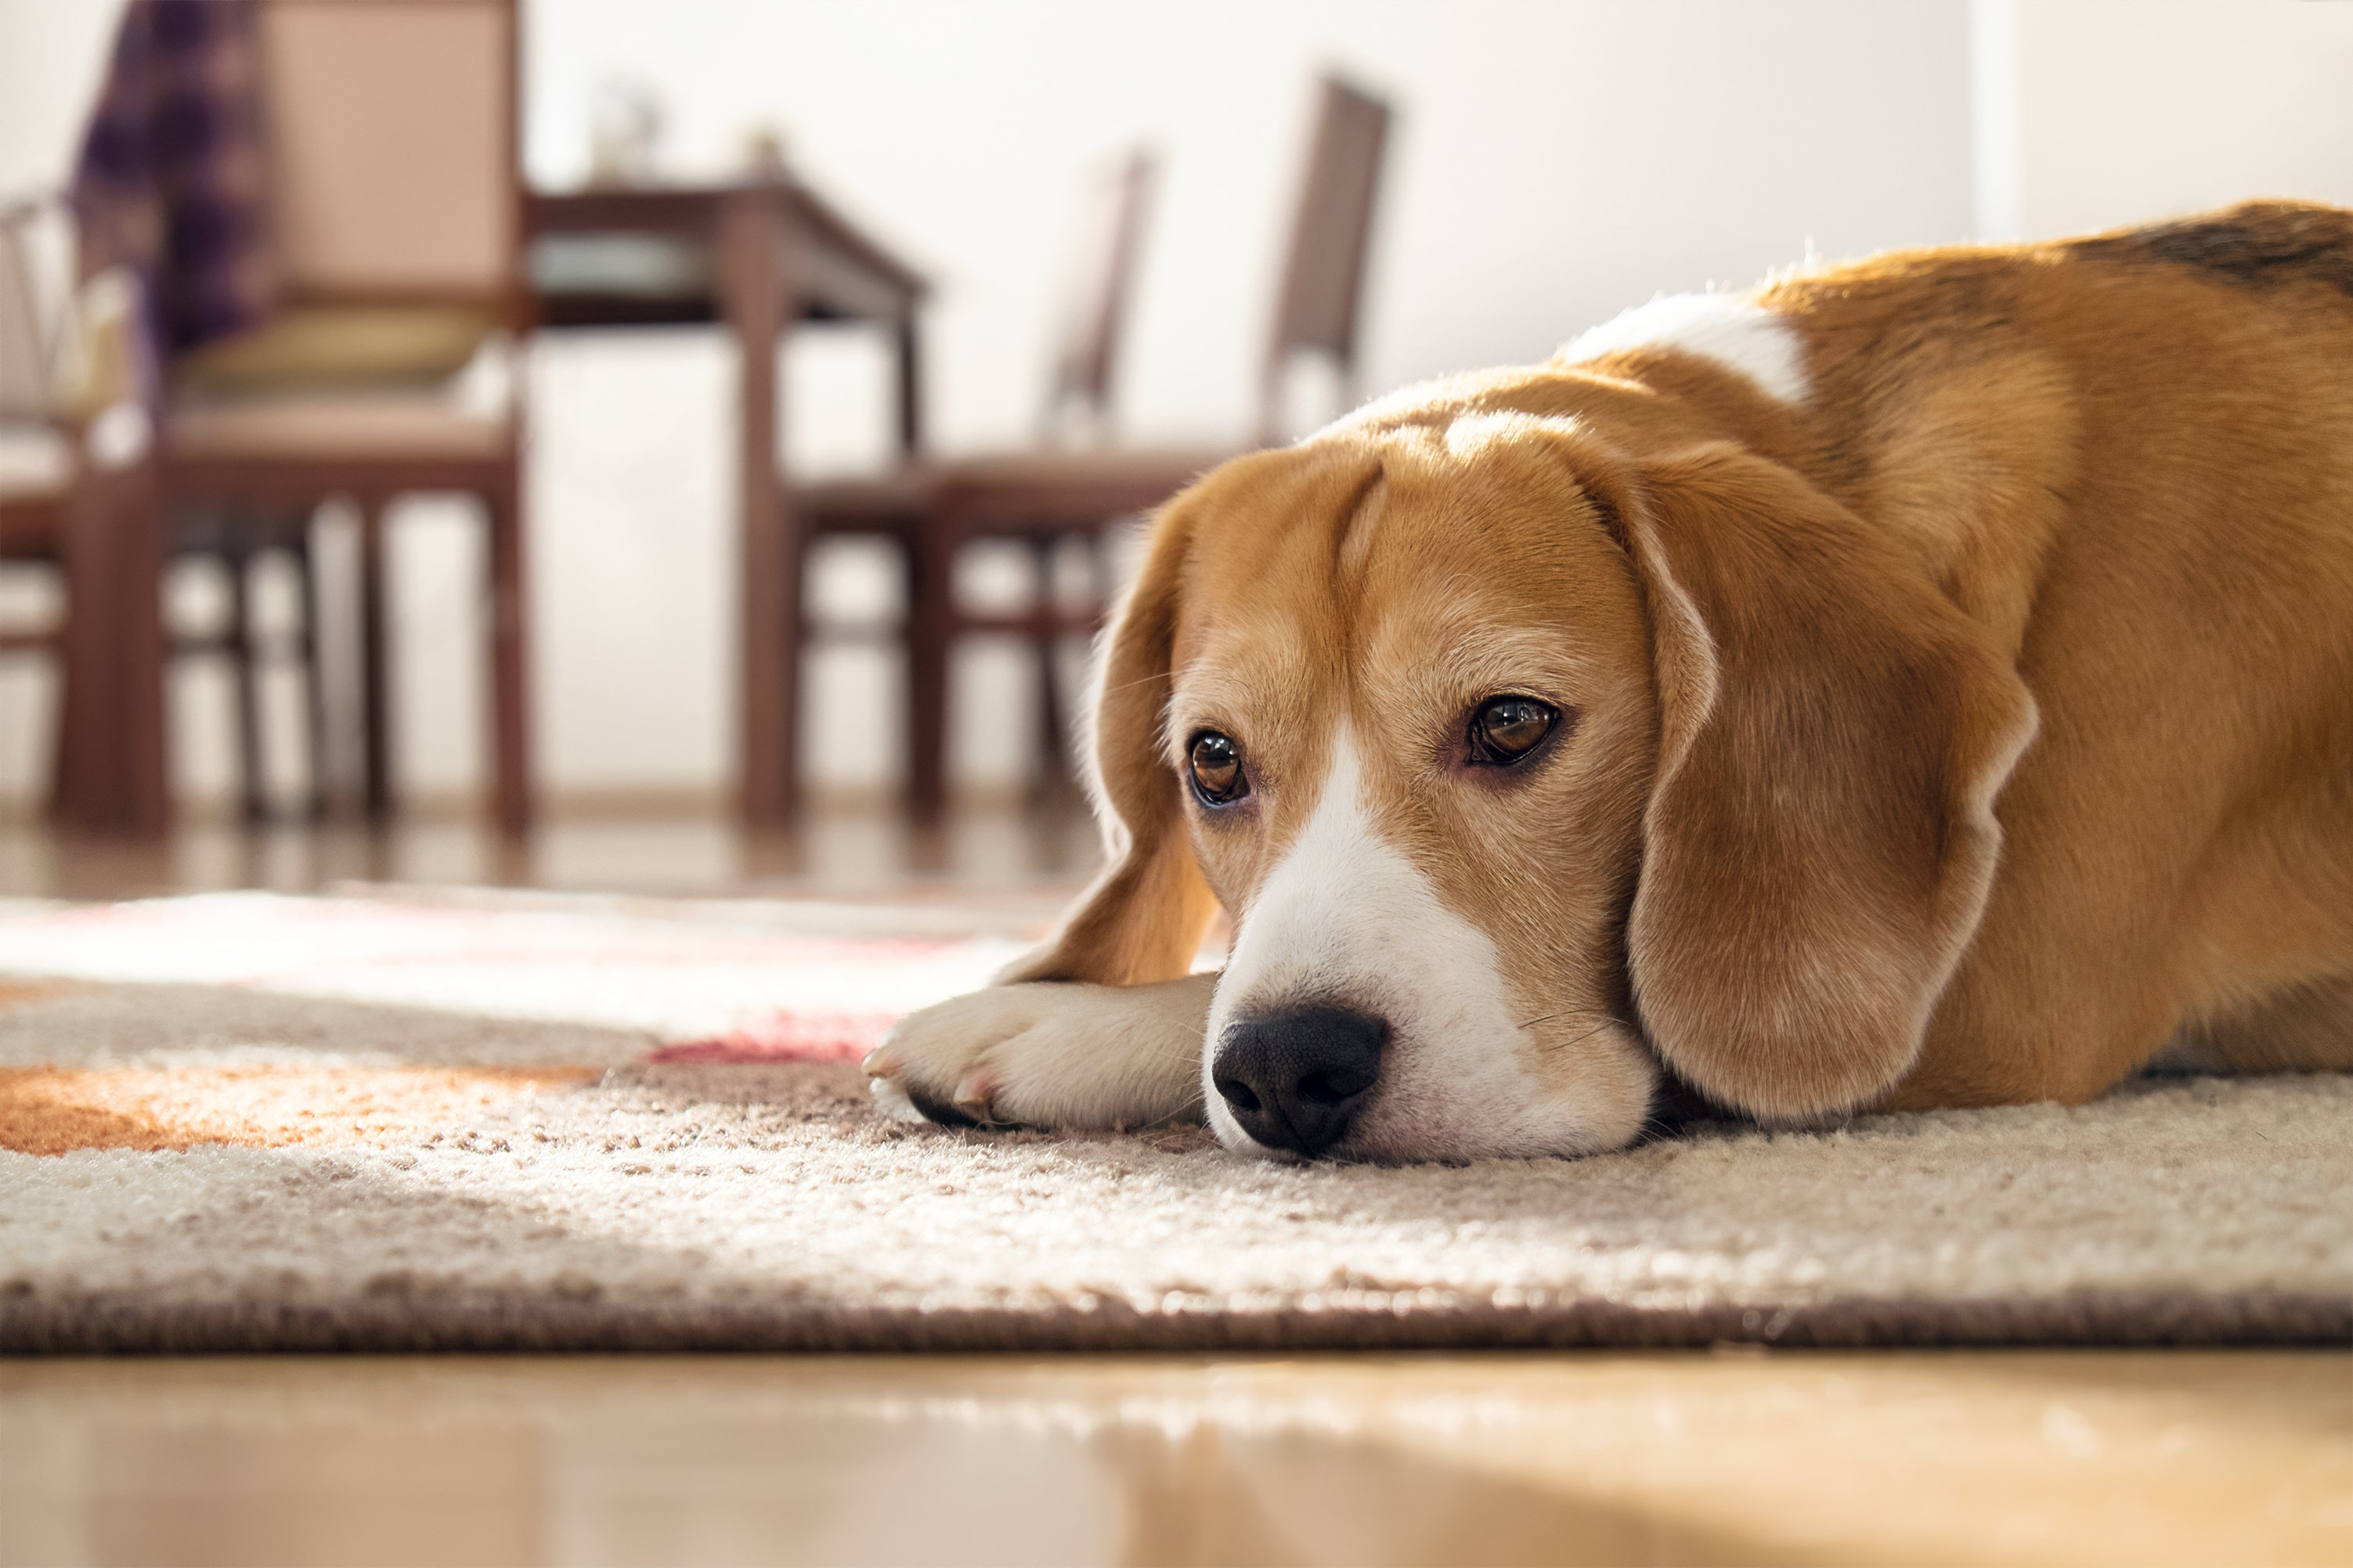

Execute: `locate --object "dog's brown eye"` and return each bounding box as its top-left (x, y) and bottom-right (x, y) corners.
top-left (1469, 696), bottom-right (1558, 765)
top-left (1188, 731), bottom-right (1248, 806)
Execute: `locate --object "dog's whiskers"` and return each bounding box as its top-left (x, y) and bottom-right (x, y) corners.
top-left (1546, 1021), bottom-right (1622, 1054)
top-left (1516, 1008), bottom-right (1618, 1030)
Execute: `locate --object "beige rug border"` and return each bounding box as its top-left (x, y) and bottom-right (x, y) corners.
top-left (5, 1289), bottom-right (2345, 1356)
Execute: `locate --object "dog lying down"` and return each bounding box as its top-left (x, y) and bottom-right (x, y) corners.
top-left (867, 199), bottom-right (2353, 1163)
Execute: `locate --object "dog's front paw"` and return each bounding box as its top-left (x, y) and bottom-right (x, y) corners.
top-left (865, 973), bottom-right (1215, 1130)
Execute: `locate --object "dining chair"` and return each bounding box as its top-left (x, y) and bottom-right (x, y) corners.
top-left (3, 191), bottom-right (343, 828)
top-left (78, 0), bottom-right (532, 834)
top-left (1259, 75), bottom-right (1392, 447)
top-left (790, 76), bottom-right (1393, 824)
top-left (0, 197), bottom-right (72, 762)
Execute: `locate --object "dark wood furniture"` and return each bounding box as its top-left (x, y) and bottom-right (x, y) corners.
top-left (55, 0), bottom-right (926, 842)
top-left (793, 77), bottom-right (1393, 825)
top-left (0, 194), bottom-right (78, 816)
top-left (42, 0), bottom-right (533, 836)
top-left (795, 148), bottom-right (1182, 823)
top-left (1260, 77), bottom-right (1391, 445)
top-left (0, 197), bottom-right (172, 832)
top-left (0, 196), bottom-right (70, 685)
top-left (4, 433), bottom-right (324, 835)
top-left (523, 180), bottom-right (929, 828)
top-left (0, 490), bottom-right (67, 670)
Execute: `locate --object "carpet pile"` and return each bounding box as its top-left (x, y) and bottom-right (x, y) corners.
top-left (2, 892), bottom-right (2346, 1352)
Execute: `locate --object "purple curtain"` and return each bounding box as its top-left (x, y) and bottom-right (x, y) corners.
top-left (69, 0), bottom-right (277, 355)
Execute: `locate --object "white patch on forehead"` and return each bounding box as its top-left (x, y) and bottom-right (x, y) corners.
top-left (1561, 293), bottom-right (1811, 406)
top-left (1204, 728), bottom-right (1645, 1162)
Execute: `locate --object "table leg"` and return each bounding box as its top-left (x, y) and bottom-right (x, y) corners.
top-left (486, 463), bottom-right (531, 838)
top-left (226, 545), bottom-right (264, 823)
top-left (1030, 535), bottom-right (1074, 809)
top-left (724, 188), bottom-right (802, 827)
top-left (358, 499), bottom-right (392, 821)
top-left (895, 311), bottom-right (923, 458)
top-left (906, 519), bottom-right (954, 827)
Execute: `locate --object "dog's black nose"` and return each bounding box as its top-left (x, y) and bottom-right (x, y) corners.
top-left (1212, 1006), bottom-right (1388, 1156)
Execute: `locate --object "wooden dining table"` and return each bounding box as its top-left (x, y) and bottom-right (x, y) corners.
top-left (527, 177), bottom-right (930, 826)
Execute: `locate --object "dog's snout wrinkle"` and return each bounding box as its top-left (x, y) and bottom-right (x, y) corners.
top-left (1212, 1006), bottom-right (1388, 1157)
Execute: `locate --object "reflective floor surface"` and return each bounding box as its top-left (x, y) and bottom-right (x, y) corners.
top-left (0, 800), bottom-right (1100, 908)
top-left (2, 816), bottom-right (2347, 1567)
top-left (1, 1350), bottom-right (2346, 1567)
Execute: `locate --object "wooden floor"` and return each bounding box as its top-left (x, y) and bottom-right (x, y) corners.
top-left (0, 799), bottom-right (1103, 907)
top-left (2, 809), bottom-right (2347, 1568)
top-left (0, 1351), bottom-right (2346, 1567)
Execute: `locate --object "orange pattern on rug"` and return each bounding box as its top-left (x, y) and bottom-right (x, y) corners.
top-left (0, 1065), bottom-right (599, 1155)
top-left (0, 980), bottom-right (73, 1010)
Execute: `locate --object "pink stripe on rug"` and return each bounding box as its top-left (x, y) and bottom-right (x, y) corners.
top-left (644, 1009), bottom-right (902, 1064)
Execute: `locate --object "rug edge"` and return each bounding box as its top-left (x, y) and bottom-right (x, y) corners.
top-left (3, 1289), bottom-right (2345, 1355)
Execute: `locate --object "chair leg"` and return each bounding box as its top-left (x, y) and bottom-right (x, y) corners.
top-left (292, 528), bottom-right (328, 820)
top-left (905, 529), bottom-right (955, 827)
top-left (1031, 535), bottom-right (1075, 808)
top-left (357, 499), bottom-right (392, 822)
top-left (45, 612), bottom-right (68, 816)
top-left (226, 547), bottom-right (266, 824)
top-left (485, 476), bottom-right (530, 838)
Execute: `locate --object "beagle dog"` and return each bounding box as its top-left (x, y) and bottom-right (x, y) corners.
top-left (868, 199), bottom-right (2353, 1163)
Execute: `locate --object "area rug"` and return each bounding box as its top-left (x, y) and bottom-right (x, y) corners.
top-left (1, 893), bottom-right (2347, 1353)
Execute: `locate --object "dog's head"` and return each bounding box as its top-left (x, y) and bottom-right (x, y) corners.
top-left (1009, 395), bottom-right (2036, 1162)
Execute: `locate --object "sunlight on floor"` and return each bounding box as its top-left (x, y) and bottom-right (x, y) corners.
top-left (2, 1352), bottom-right (2346, 1568)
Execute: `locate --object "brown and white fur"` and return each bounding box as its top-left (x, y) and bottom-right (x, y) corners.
top-left (868, 200), bottom-right (2353, 1163)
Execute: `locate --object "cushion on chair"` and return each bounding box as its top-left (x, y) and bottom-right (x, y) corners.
top-left (175, 305), bottom-right (496, 396)
top-left (168, 391), bottom-right (507, 460)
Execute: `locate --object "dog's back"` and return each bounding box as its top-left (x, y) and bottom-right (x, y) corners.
top-left (1757, 203), bottom-right (2353, 1101)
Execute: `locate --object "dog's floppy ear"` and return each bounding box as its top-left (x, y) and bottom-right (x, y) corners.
top-left (1000, 500), bottom-right (1220, 986)
top-left (1597, 442), bottom-right (2038, 1120)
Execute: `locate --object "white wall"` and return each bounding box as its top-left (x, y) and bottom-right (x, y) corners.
top-left (6, 1), bottom-right (1984, 807)
top-left (1975, 0), bottom-right (2353, 241)
top-left (530, 1), bottom-right (1977, 455)
top-left (529, 0), bottom-right (1979, 800)
top-left (0, 3), bottom-right (117, 200)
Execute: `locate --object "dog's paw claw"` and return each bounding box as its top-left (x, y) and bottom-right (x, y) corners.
top-left (951, 1068), bottom-right (997, 1116)
top-left (868, 1076), bottom-right (927, 1123)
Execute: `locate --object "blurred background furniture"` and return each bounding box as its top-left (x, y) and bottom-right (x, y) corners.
top-left (789, 76), bottom-right (1391, 826)
top-left (54, 0), bottom-right (529, 835)
top-left (792, 148), bottom-right (1167, 825)
top-left (183, 0), bottom-right (528, 834)
top-left (5, 194), bottom-right (337, 832)
top-left (1259, 77), bottom-right (1391, 447)
top-left (0, 196), bottom-right (73, 807)
top-left (523, 178), bottom-right (928, 830)
top-left (2, 195), bottom-right (190, 836)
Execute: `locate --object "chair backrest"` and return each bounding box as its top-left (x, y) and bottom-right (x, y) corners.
top-left (258, 0), bottom-right (519, 309)
top-left (1260, 75), bottom-right (1391, 445)
top-left (1040, 149), bottom-right (1156, 444)
top-left (0, 200), bottom-right (52, 423)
